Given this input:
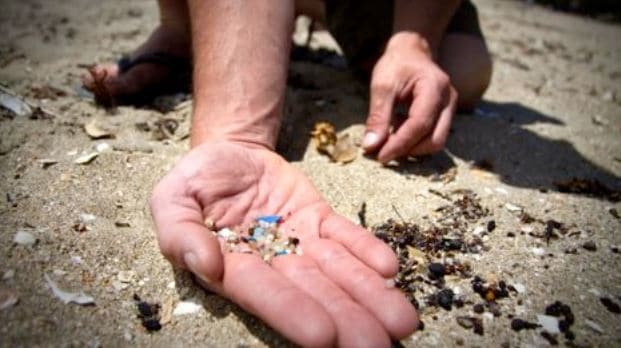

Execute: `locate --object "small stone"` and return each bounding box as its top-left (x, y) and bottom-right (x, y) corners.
top-left (513, 283), bottom-right (527, 294)
top-left (505, 203), bottom-right (523, 213)
top-left (582, 241), bottom-right (597, 251)
top-left (487, 220), bottom-right (496, 232)
top-left (172, 300), bottom-right (202, 316)
top-left (437, 289), bottom-right (454, 310)
top-left (13, 230), bottom-right (36, 246)
top-left (473, 303), bottom-right (485, 314)
top-left (532, 247), bottom-right (546, 256)
top-left (456, 316), bottom-right (474, 329)
top-left (428, 263), bottom-right (446, 279)
top-left (74, 152), bottom-right (99, 165)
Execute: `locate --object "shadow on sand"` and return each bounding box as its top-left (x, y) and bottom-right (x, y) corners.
top-left (279, 63), bottom-right (620, 198)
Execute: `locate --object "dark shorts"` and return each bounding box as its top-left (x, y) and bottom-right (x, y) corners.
top-left (325, 0), bottom-right (483, 74)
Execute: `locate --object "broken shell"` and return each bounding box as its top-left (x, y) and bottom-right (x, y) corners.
top-left (44, 274), bottom-right (95, 305)
top-left (0, 87), bottom-right (32, 117)
top-left (84, 120), bottom-right (114, 139)
top-left (172, 300), bottom-right (202, 316)
top-left (74, 152), bottom-right (99, 164)
top-left (537, 314), bottom-right (560, 334)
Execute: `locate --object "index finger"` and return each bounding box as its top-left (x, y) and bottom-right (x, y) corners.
top-left (377, 79), bottom-right (446, 163)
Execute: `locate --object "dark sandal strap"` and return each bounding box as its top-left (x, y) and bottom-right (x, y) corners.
top-left (117, 52), bottom-right (191, 74)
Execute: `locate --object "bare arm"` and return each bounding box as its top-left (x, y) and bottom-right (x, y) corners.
top-left (188, 0), bottom-right (295, 149)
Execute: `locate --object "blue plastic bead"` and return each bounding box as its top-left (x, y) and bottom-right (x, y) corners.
top-left (256, 215), bottom-right (282, 224)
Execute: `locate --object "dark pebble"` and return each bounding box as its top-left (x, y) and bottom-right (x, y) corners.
top-left (417, 320), bottom-right (425, 331)
top-left (582, 241), bottom-right (597, 251)
top-left (511, 318), bottom-right (540, 331)
top-left (600, 297), bottom-right (621, 314)
top-left (612, 247), bottom-right (620, 254)
top-left (473, 319), bottom-right (484, 336)
top-left (142, 318), bottom-right (162, 332)
top-left (609, 208), bottom-right (620, 219)
top-left (437, 288), bottom-right (455, 310)
top-left (487, 220), bottom-right (496, 232)
top-left (137, 302), bottom-right (154, 317)
top-left (428, 263), bottom-right (446, 279)
top-left (488, 302), bottom-right (502, 317)
top-left (507, 232), bottom-right (516, 238)
top-left (473, 303), bottom-right (485, 314)
top-left (540, 331), bottom-right (558, 345)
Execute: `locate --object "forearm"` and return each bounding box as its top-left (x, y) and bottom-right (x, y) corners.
top-left (392, 0), bottom-right (462, 56)
top-left (188, 0), bottom-right (295, 149)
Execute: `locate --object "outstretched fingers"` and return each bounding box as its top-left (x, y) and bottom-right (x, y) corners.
top-left (222, 253), bottom-right (337, 348)
top-left (320, 212), bottom-right (399, 277)
top-left (272, 255), bottom-right (391, 348)
top-left (305, 239), bottom-right (419, 339)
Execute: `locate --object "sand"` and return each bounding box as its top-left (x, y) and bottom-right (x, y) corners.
top-left (1, 0), bottom-right (620, 346)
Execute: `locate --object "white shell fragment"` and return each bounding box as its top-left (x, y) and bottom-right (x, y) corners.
top-left (531, 247), bottom-right (546, 256)
top-left (513, 283), bottom-right (527, 294)
top-left (38, 158), bottom-right (58, 168)
top-left (584, 319), bottom-right (604, 333)
top-left (13, 230), bottom-right (36, 246)
top-left (84, 120), bottom-right (114, 139)
top-left (0, 88), bottom-right (32, 117)
top-left (79, 213), bottom-right (96, 223)
top-left (74, 152), bottom-right (99, 165)
top-left (537, 314), bottom-right (560, 334)
top-left (505, 203), bottom-right (524, 213)
top-left (173, 300), bottom-right (203, 316)
top-left (44, 274), bottom-right (95, 305)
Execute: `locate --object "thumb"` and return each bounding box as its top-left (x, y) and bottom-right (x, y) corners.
top-left (364, 80), bottom-right (395, 152)
top-left (150, 174), bottom-right (224, 284)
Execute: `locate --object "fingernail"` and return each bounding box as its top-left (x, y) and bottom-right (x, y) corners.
top-left (184, 252), bottom-right (214, 286)
top-left (184, 252), bottom-right (199, 273)
top-left (363, 131), bottom-right (378, 148)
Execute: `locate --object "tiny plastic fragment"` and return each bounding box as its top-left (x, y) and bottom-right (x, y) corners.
top-left (537, 314), bottom-right (560, 334)
top-left (44, 274), bottom-right (95, 305)
top-left (172, 300), bottom-right (203, 316)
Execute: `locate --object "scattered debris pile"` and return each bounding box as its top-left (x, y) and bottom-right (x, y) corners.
top-left (209, 215), bottom-right (302, 263)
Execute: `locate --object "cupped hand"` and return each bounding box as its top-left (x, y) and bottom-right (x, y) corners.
top-left (150, 141), bottom-right (418, 347)
top-left (363, 32), bottom-right (458, 163)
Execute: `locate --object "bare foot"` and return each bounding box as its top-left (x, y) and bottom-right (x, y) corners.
top-left (82, 25), bottom-right (191, 106)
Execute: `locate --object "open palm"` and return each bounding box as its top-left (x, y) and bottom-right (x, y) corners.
top-left (150, 141), bottom-right (417, 347)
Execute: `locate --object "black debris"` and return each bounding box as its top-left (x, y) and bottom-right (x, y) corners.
top-left (582, 241), bottom-right (597, 251)
top-left (428, 263), bottom-right (446, 279)
top-left (473, 303), bottom-right (485, 314)
top-left (511, 318), bottom-right (540, 331)
top-left (487, 220), bottom-right (496, 232)
top-left (609, 208), bottom-right (620, 219)
top-left (600, 297), bottom-right (621, 314)
top-left (133, 294), bottom-right (162, 332)
top-left (540, 331), bottom-right (559, 345)
top-left (357, 202), bottom-right (367, 228)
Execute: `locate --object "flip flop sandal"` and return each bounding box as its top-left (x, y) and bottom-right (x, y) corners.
top-left (88, 52), bottom-right (192, 107)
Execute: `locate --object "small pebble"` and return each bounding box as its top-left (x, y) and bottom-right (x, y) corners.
top-left (428, 263), bottom-right (446, 279)
top-left (487, 220), bottom-right (496, 232)
top-left (473, 303), bottom-right (485, 314)
top-left (437, 288), bottom-right (454, 310)
top-left (582, 241), bottom-right (597, 251)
